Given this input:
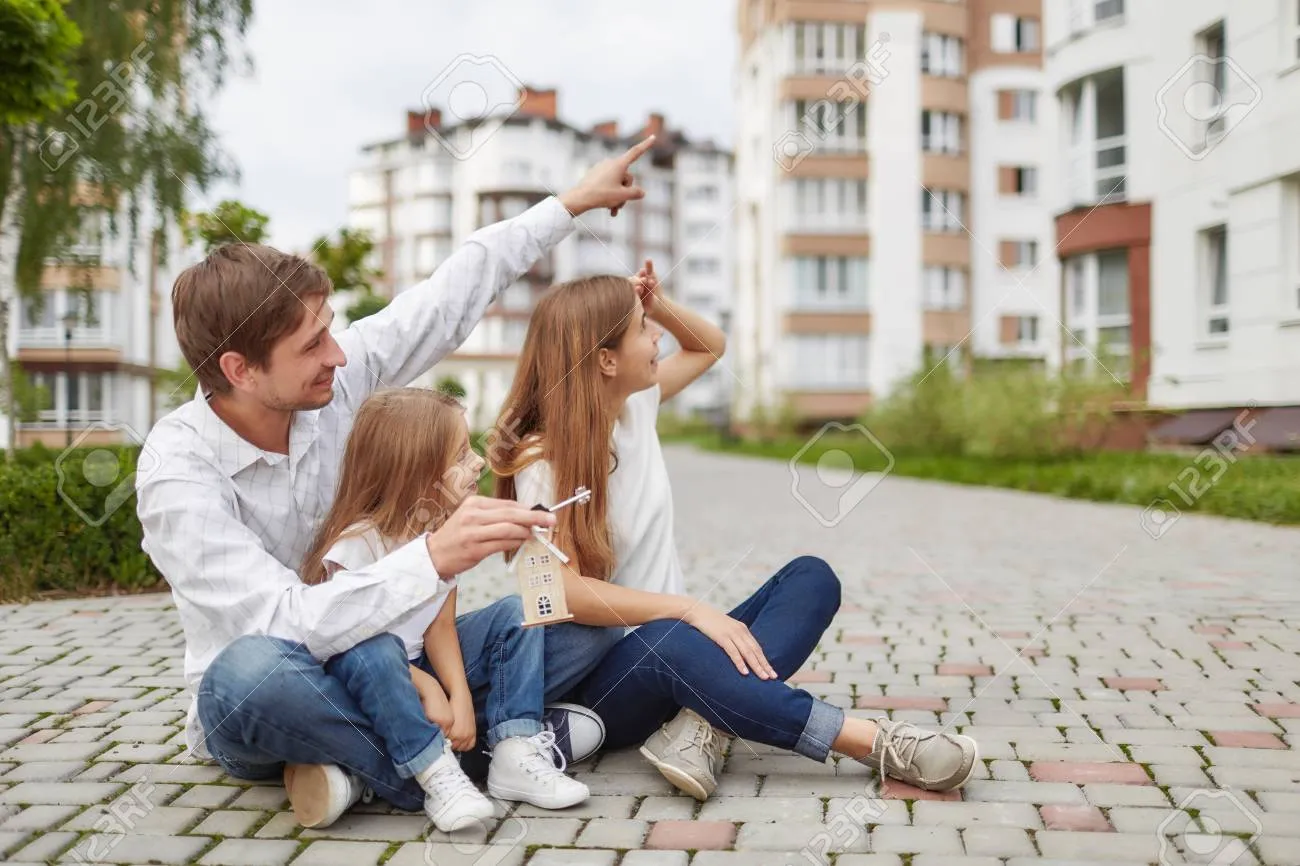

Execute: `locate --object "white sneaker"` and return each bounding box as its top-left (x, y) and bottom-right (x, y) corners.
top-left (487, 731), bottom-right (590, 809)
top-left (417, 745), bottom-right (496, 832)
top-left (283, 763), bottom-right (366, 828)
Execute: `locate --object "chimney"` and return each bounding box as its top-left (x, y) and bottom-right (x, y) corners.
top-left (643, 112), bottom-right (666, 139)
top-left (518, 87), bottom-right (558, 120)
top-left (592, 120), bottom-right (618, 138)
top-left (407, 108), bottom-right (440, 136)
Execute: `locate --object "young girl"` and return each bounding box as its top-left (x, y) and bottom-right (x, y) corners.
top-left (299, 387), bottom-right (589, 831)
top-left (491, 264), bottom-right (979, 800)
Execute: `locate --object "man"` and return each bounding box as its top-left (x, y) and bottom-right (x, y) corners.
top-left (136, 136), bottom-right (655, 827)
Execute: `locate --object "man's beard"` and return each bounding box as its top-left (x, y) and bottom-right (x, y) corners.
top-left (263, 385), bottom-right (332, 412)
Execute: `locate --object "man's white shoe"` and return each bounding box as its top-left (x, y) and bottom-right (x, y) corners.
top-left (417, 745), bottom-right (496, 833)
top-left (284, 763), bottom-right (366, 828)
top-left (543, 702), bottom-right (606, 765)
top-left (487, 731), bottom-right (590, 809)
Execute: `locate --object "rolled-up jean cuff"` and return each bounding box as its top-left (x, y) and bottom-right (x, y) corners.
top-left (795, 698), bottom-right (844, 762)
top-left (486, 719), bottom-right (544, 748)
top-left (396, 731), bottom-right (446, 779)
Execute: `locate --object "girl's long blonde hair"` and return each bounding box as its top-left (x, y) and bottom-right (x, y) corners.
top-left (300, 387), bottom-right (467, 585)
top-left (490, 275), bottom-right (639, 580)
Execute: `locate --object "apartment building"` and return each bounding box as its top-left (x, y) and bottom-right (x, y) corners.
top-left (3, 206), bottom-right (184, 451)
top-left (345, 89), bottom-right (734, 428)
top-left (734, 0), bottom-right (1057, 422)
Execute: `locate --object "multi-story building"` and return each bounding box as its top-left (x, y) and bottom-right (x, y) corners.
top-left (3, 204), bottom-right (184, 450)
top-left (345, 89), bottom-right (734, 429)
top-left (1044, 0), bottom-right (1300, 445)
top-left (734, 0), bottom-right (1057, 423)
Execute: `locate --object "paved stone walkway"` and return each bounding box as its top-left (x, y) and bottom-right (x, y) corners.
top-left (2, 444), bottom-right (1299, 865)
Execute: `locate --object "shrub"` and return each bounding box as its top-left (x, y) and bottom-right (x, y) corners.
top-left (0, 445), bottom-right (161, 601)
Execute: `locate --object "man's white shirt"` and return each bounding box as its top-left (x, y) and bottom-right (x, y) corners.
top-left (135, 197), bottom-right (575, 759)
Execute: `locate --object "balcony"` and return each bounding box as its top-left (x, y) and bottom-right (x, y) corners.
top-left (1060, 69), bottom-right (1126, 208)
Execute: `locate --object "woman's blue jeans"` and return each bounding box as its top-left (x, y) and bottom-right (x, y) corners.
top-left (573, 555), bottom-right (846, 762)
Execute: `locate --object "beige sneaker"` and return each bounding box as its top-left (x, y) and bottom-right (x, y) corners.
top-left (639, 708), bottom-right (729, 801)
top-left (283, 763), bottom-right (366, 828)
top-left (859, 718), bottom-right (978, 792)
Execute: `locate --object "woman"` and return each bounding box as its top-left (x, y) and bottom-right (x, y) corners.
top-left (490, 263), bottom-right (978, 799)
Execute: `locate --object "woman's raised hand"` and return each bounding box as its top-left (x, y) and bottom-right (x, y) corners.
top-left (682, 605), bottom-right (779, 680)
top-left (631, 259), bottom-right (662, 314)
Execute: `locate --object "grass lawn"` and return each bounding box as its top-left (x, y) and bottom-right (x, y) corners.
top-left (665, 432), bottom-right (1300, 526)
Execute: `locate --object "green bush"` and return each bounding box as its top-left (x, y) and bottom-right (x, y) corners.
top-left (0, 445), bottom-right (161, 601)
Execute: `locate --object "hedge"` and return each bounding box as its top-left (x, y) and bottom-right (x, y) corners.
top-left (0, 444), bottom-right (161, 601)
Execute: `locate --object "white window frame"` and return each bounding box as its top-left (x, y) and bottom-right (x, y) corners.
top-left (923, 267), bottom-right (966, 310)
top-left (1197, 22), bottom-right (1228, 145)
top-left (920, 33), bottom-right (964, 77)
top-left (1010, 89), bottom-right (1037, 122)
top-left (921, 111), bottom-right (963, 154)
top-left (1288, 0), bottom-right (1300, 65)
top-left (1011, 167), bottom-right (1038, 197)
top-left (1016, 315), bottom-right (1040, 345)
top-left (786, 334), bottom-right (870, 390)
top-left (1289, 178), bottom-right (1300, 315)
top-left (1201, 224), bottom-right (1230, 337)
top-left (922, 189), bottom-right (965, 232)
top-left (1094, 0), bottom-right (1125, 25)
top-left (536, 594), bottom-right (554, 617)
top-left (790, 256), bottom-right (869, 311)
top-left (991, 14), bottom-right (1040, 53)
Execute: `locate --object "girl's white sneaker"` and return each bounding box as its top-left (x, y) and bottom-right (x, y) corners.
top-left (417, 745), bottom-right (496, 832)
top-left (487, 731), bottom-right (590, 809)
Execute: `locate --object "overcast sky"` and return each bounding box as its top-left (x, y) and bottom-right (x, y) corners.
top-left (202, 1), bottom-right (738, 252)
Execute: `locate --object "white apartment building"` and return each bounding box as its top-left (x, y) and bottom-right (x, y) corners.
top-left (345, 91), bottom-right (734, 430)
top-left (1043, 0), bottom-right (1300, 446)
top-left (3, 205), bottom-right (185, 451)
top-left (734, 0), bottom-right (1057, 423)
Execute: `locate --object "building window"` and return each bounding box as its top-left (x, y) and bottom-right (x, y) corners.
top-left (991, 14), bottom-right (1041, 53)
top-left (790, 256), bottom-right (869, 310)
top-left (1290, 178), bottom-right (1300, 313)
top-left (924, 267), bottom-right (966, 310)
top-left (791, 21), bottom-right (867, 75)
top-left (792, 99), bottom-right (867, 152)
top-left (1097, 250), bottom-right (1130, 317)
top-left (1069, 258), bottom-right (1086, 316)
top-left (686, 258), bottom-right (720, 276)
top-left (1291, 0), bottom-right (1300, 62)
top-left (920, 33), bottom-right (964, 77)
top-left (921, 111), bottom-right (963, 154)
top-left (686, 221), bottom-right (715, 240)
top-left (1001, 240), bottom-right (1039, 269)
top-left (787, 334), bottom-right (869, 389)
top-left (922, 189), bottom-right (965, 231)
top-left (1095, 0), bottom-right (1124, 24)
top-left (998, 89), bottom-right (1037, 122)
top-left (1017, 316), bottom-right (1040, 344)
top-left (685, 185), bottom-right (719, 202)
top-left (1000, 166), bottom-right (1038, 197)
top-left (1201, 225), bottom-right (1229, 335)
top-left (536, 594), bottom-right (554, 617)
top-left (788, 178), bottom-right (867, 230)
top-left (1197, 22), bottom-right (1228, 145)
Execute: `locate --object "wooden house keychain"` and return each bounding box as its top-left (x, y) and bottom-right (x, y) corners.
top-left (514, 486), bottom-right (591, 626)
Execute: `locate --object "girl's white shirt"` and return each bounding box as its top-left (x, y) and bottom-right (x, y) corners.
top-left (322, 524), bottom-right (457, 660)
top-left (513, 383), bottom-right (686, 627)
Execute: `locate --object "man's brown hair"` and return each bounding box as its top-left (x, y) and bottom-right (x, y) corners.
top-left (172, 244), bottom-right (333, 396)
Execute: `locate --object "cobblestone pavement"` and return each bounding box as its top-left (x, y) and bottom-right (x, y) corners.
top-left (3, 444), bottom-right (1299, 865)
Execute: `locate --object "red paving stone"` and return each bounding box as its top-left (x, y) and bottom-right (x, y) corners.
top-left (19, 729), bottom-right (59, 745)
top-left (1193, 625), bottom-right (1230, 635)
top-left (855, 696), bottom-right (949, 712)
top-left (1253, 703), bottom-right (1300, 719)
top-left (788, 670), bottom-right (832, 685)
top-left (841, 635), bottom-right (886, 645)
top-left (1103, 677), bottom-right (1165, 692)
top-left (1019, 647), bottom-right (1046, 657)
top-left (881, 776), bottom-right (962, 801)
top-left (938, 664), bottom-right (994, 677)
top-left (1210, 641), bottom-right (1252, 650)
top-left (1210, 731), bottom-right (1287, 750)
top-left (645, 821), bottom-right (736, 850)
top-left (1040, 805), bottom-right (1114, 832)
top-left (1029, 762), bottom-right (1151, 785)
top-left (73, 700), bottom-right (113, 716)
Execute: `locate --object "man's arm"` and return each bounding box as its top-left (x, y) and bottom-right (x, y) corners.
top-left (333, 136), bottom-right (657, 406)
top-left (137, 465), bottom-right (558, 661)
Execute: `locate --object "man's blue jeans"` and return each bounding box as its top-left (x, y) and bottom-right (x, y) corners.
top-left (196, 596), bottom-right (618, 811)
top-left (573, 556), bottom-right (846, 762)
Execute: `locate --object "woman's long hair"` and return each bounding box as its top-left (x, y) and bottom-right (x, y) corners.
top-left (491, 275), bottom-right (639, 580)
top-left (300, 387), bottom-right (467, 585)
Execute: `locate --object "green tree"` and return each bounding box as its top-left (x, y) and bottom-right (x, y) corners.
top-left (1, 0), bottom-right (253, 453)
top-left (436, 376), bottom-right (467, 400)
top-left (344, 291), bottom-right (388, 324)
top-left (313, 227), bottom-right (381, 293)
top-left (186, 198), bottom-right (269, 252)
